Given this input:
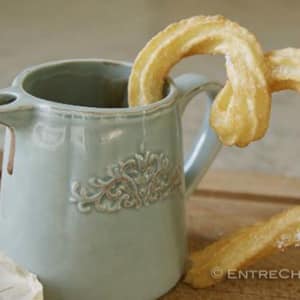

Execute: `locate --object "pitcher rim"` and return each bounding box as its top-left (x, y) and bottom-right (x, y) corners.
top-left (11, 58), bottom-right (179, 116)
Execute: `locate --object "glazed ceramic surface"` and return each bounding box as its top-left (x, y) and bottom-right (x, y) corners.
top-left (0, 59), bottom-right (221, 300)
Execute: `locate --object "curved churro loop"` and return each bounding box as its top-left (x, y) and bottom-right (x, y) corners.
top-left (128, 16), bottom-right (300, 146)
top-left (184, 206), bottom-right (300, 288)
top-left (128, 15), bottom-right (270, 147)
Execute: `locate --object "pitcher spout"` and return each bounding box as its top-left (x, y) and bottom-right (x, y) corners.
top-left (0, 87), bottom-right (33, 175)
top-left (0, 88), bottom-right (33, 125)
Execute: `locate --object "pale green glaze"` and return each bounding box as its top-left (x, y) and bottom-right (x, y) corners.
top-left (0, 59), bottom-right (221, 300)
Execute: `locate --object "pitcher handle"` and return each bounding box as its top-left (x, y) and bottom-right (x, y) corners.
top-left (174, 74), bottom-right (222, 198)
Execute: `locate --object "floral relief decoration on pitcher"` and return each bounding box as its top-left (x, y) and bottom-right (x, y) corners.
top-left (70, 150), bottom-right (182, 213)
top-left (70, 151), bottom-right (182, 213)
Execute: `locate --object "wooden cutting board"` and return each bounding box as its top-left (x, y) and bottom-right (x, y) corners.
top-left (162, 170), bottom-right (300, 300)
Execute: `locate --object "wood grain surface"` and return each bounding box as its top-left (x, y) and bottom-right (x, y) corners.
top-left (162, 170), bottom-right (300, 300)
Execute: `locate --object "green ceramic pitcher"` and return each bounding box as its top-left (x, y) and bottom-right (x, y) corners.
top-left (0, 59), bottom-right (221, 300)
